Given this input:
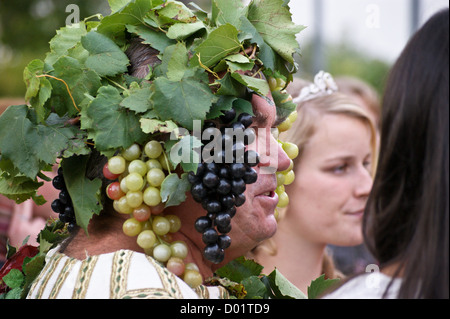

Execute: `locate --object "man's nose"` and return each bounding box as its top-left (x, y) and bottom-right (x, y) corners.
top-left (257, 132), bottom-right (291, 173)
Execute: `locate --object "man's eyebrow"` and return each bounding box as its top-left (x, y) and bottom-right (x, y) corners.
top-left (252, 109), bottom-right (269, 127)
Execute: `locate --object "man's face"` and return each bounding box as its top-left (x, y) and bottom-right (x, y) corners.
top-left (229, 93), bottom-right (291, 247)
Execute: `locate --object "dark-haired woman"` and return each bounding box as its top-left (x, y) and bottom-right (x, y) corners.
top-left (324, 9), bottom-right (449, 299)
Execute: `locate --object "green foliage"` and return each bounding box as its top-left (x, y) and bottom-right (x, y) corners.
top-left (0, 220), bottom-right (69, 299)
top-left (214, 257), bottom-right (340, 299)
top-left (307, 274), bottom-right (340, 299)
top-left (213, 256), bottom-right (308, 299)
top-left (0, 0), bottom-right (303, 243)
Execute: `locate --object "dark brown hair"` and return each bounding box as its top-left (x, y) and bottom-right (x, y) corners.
top-left (364, 9), bottom-right (449, 299)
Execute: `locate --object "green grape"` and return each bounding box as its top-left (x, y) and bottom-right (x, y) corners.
top-left (108, 156), bottom-right (126, 174)
top-left (170, 241), bottom-right (188, 259)
top-left (147, 168), bottom-right (165, 187)
top-left (143, 187), bottom-right (161, 207)
top-left (277, 118), bottom-right (292, 133)
top-left (153, 243), bottom-right (172, 262)
top-left (158, 153), bottom-right (173, 171)
top-left (128, 159), bottom-right (148, 176)
top-left (283, 170), bottom-right (295, 185)
top-left (268, 77), bottom-right (278, 91)
top-left (276, 172), bottom-right (285, 187)
top-left (123, 218), bottom-right (142, 237)
top-left (183, 270), bottom-right (203, 288)
top-left (119, 178), bottom-right (129, 193)
top-left (126, 191), bottom-right (144, 208)
top-left (277, 191), bottom-right (290, 208)
top-left (275, 185), bottom-right (285, 196)
top-left (282, 142), bottom-right (299, 160)
top-left (166, 215), bottom-right (182, 233)
top-left (152, 216), bottom-right (171, 236)
top-left (146, 159), bottom-right (162, 170)
top-left (122, 143), bottom-right (141, 161)
top-left (125, 172), bottom-right (144, 192)
top-left (144, 140), bottom-right (163, 159)
top-left (137, 230), bottom-right (157, 249)
top-left (288, 110), bottom-right (298, 123)
top-left (185, 263), bottom-right (200, 272)
top-left (282, 159), bottom-right (294, 174)
top-left (115, 196), bottom-right (133, 214)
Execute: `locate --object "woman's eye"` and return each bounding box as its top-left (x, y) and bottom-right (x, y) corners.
top-left (332, 164), bottom-right (348, 174)
top-left (363, 160), bottom-right (372, 171)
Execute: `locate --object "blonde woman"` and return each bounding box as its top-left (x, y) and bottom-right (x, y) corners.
top-left (252, 72), bottom-right (378, 295)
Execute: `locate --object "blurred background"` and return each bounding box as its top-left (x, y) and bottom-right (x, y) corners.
top-left (0, 0), bottom-right (448, 106)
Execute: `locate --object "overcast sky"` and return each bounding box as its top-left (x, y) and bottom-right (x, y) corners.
top-left (289, 0), bottom-right (449, 63)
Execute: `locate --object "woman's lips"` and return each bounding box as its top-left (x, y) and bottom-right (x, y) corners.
top-left (346, 209), bottom-right (364, 218)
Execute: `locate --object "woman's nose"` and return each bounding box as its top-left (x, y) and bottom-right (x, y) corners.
top-left (354, 167), bottom-right (373, 198)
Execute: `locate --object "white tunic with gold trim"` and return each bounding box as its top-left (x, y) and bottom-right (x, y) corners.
top-left (27, 246), bottom-right (229, 299)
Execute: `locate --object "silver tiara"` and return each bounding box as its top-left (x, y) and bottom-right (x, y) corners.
top-left (293, 71), bottom-right (338, 103)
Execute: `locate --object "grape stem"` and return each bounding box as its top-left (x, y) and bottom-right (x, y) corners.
top-left (36, 75), bottom-right (80, 112)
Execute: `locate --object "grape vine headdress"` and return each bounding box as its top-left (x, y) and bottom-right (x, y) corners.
top-left (0, 0), bottom-right (303, 285)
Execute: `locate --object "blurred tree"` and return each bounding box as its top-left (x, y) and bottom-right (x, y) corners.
top-left (0, 0), bottom-right (109, 97)
top-left (296, 40), bottom-right (391, 96)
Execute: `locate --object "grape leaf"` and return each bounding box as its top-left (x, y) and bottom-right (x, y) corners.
top-left (160, 173), bottom-right (191, 208)
top-left (159, 42), bottom-right (189, 81)
top-left (140, 118), bottom-right (178, 134)
top-left (268, 268), bottom-right (307, 299)
top-left (120, 83), bottom-right (152, 113)
top-left (190, 24), bottom-right (242, 68)
top-left (23, 59), bottom-right (45, 102)
top-left (45, 22), bottom-right (88, 66)
top-left (211, 0), bottom-right (248, 28)
top-left (166, 135), bottom-right (202, 173)
top-left (247, 0), bottom-right (304, 63)
top-left (307, 274), bottom-right (340, 299)
top-left (61, 155), bottom-right (103, 233)
top-left (126, 24), bottom-right (176, 53)
top-left (215, 256), bottom-right (264, 283)
top-left (45, 56), bottom-right (102, 118)
top-left (271, 89), bottom-right (296, 121)
top-left (81, 31), bottom-right (130, 77)
top-left (157, 1), bottom-right (196, 24)
top-left (239, 16), bottom-right (278, 71)
top-left (231, 72), bottom-right (270, 96)
top-left (0, 105), bottom-right (84, 179)
top-left (151, 68), bottom-right (216, 130)
top-left (97, 0), bottom-right (155, 42)
top-left (108, 0), bottom-right (132, 13)
top-left (2, 269), bottom-right (24, 289)
top-left (166, 20), bottom-right (206, 40)
top-left (86, 85), bottom-right (147, 152)
top-left (242, 276), bottom-right (266, 299)
top-left (0, 175), bottom-right (43, 204)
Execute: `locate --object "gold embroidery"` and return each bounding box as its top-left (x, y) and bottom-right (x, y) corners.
top-left (195, 285), bottom-right (209, 299)
top-left (110, 250), bottom-right (132, 298)
top-left (72, 255), bottom-right (99, 299)
top-left (121, 288), bottom-right (176, 299)
top-left (49, 257), bottom-right (77, 299)
top-left (34, 253), bottom-right (64, 299)
top-left (146, 255), bottom-right (184, 299)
